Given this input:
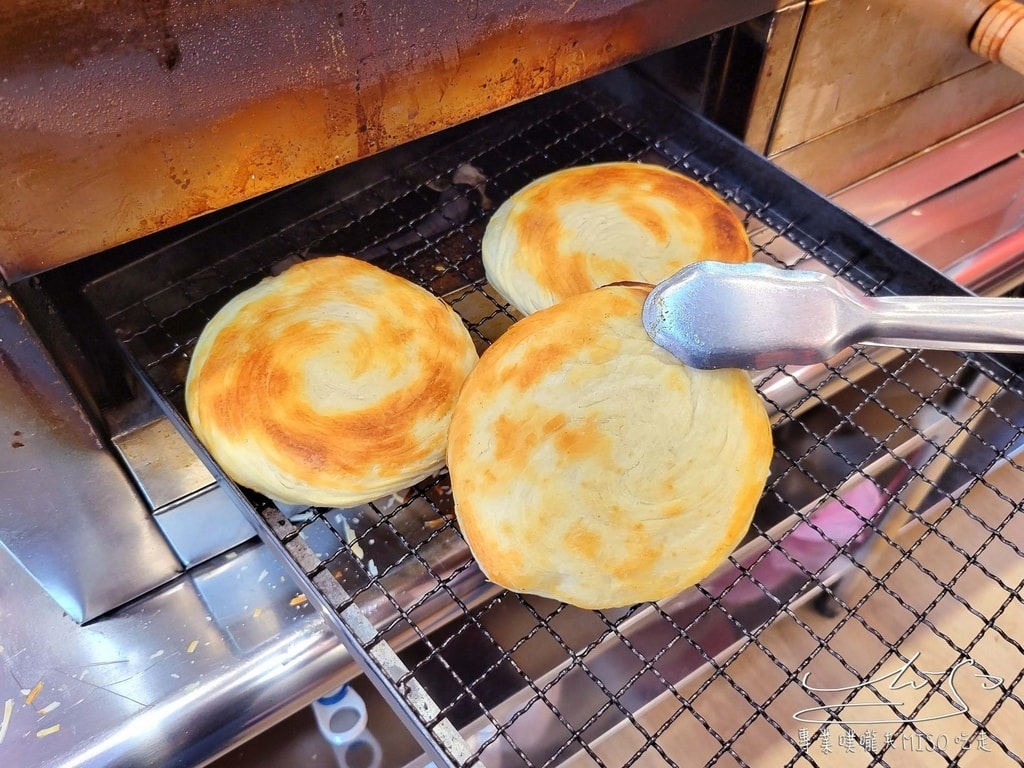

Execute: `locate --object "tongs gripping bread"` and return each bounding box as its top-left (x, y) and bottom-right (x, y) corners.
top-left (447, 285), bottom-right (772, 609)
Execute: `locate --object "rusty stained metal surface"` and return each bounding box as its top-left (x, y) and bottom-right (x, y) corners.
top-left (0, 0), bottom-right (772, 282)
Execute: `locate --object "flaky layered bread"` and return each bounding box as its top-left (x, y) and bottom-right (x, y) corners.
top-left (447, 285), bottom-right (772, 609)
top-left (185, 256), bottom-right (478, 507)
top-left (482, 162), bottom-right (751, 315)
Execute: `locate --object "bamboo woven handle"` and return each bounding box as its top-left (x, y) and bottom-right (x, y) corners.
top-left (972, 0), bottom-right (1024, 74)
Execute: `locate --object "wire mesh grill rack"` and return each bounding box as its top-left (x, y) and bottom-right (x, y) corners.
top-left (84, 71), bottom-right (1024, 766)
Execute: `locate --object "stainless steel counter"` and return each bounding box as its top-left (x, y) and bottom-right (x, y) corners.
top-left (0, 534), bottom-right (355, 768)
top-left (0, 540), bottom-right (358, 768)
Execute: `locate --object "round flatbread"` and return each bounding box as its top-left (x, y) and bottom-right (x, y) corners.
top-left (185, 256), bottom-right (479, 507)
top-left (482, 162), bottom-right (751, 315)
top-left (447, 284), bottom-right (772, 609)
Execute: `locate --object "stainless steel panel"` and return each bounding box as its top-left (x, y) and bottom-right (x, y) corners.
top-left (769, 0), bottom-right (995, 153)
top-left (154, 485), bottom-right (255, 568)
top-left (770, 61), bottom-right (1024, 194)
top-left (0, 287), bottom-right (181, 623)
top-left (740, 0), bottom-right (1024, 193)
top-left (831, 103), bottom-right (1024, 226)
top-left (111, 404), bottom-right (256, 569)
top-left (871, 155), bottom-right (1024, 273)
top-left (742, 1), bottom-right (806, 154)
top-left (111, 411), bottom-right (218, 510)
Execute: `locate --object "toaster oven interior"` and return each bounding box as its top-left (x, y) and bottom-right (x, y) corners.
top-left (12, 54), bottom-right (1024, 766)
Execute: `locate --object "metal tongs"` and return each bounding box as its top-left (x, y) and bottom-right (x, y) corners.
top-left (643, 261), bottom-right (1024, 370)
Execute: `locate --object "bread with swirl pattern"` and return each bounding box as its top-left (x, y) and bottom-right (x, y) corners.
top-left (482, 162), bottom-right (751, 315)
top-left (186, 256), bottom-right (479, 506)
top-left (447, 284), bottom-right (772, 609)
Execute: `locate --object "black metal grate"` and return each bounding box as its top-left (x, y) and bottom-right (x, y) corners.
top-left (84, 72), bottom-right (1024, 766)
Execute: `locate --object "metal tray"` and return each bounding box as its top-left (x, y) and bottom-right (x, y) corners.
top-left (84, 70), bottom-right (1024, 766)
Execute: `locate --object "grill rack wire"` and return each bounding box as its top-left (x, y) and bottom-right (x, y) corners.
top-left (84, 72), bottom-right (1024, 766)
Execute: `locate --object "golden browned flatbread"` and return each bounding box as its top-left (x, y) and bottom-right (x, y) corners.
top-left (185, 256), bottom-right (478, 506)
top-left (447, 284), bottom-right (772, 609)
top-left (482, 162), bottom-right (751, 315)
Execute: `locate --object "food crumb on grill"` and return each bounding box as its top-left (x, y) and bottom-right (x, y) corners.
top-left (36, 724), bottom-right (60, 738)
top-left (0, 698), bottom-right (13, 744)
top-left (36, 701), bottom-right (60, 716)
top-left (253, 608), bottom-right (263, 618)
top-left (290, 594), bottom-right (307, 606)
top-left (339, 518), bottom-right (365, 558)
top-left (186, 640), bottom-right (199, 654)
top-left (25, 681), bottom-right (43, 706)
